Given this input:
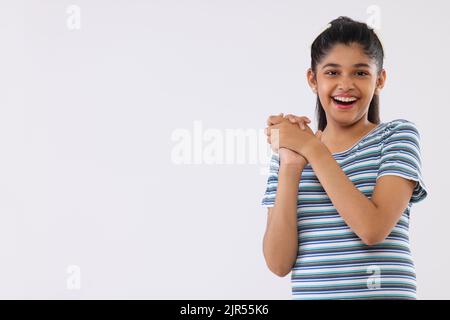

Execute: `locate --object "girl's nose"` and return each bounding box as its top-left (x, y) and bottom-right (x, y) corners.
top-left (337, 77), bottom-right (355, 91)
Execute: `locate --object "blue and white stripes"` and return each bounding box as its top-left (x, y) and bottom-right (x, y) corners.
top-left (261, 119), bottom-right (428, 299)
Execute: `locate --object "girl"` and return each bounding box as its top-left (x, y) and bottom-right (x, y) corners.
top-left (261, 16), bottom-right (428, 300)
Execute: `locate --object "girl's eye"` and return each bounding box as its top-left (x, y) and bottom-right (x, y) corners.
top-left (325, 70), bottom-right (369, 76)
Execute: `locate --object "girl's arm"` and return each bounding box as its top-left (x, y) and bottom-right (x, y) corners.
top-left (263, 162), bottom-right (305, 277)
top-left (298, 141), bottom-right (415, 246)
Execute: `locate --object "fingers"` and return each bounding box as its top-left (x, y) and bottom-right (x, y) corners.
top-left (264, 126), bottom-right (277, 137)
top-left (266, 113), bottom-right (284, 126)
top-left (265, 113), bottom-right (281, 143)
top-left (284, 114), bottom-right (311, 124)
top-left (266, 130), bottom-right (272, 144)
top-left (267, 134), bottom-right (278, 152)
top-left (264, 113), bottom-right (312, 145)
top-left (285, 114), bottom-right (297, 123)
top-left (284, 114), bottom-right (311, 130)
top-left (266, 127), bottom-right (279, 151)
top-left (266, 113), bottom-right (312, 129)
top-left (315, 130), bottom-right (323, 141)
top-left (265, 113), bottom-right (283, 138)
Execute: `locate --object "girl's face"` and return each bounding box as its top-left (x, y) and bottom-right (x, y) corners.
top-left (307, 42), bottom-right (386, 126)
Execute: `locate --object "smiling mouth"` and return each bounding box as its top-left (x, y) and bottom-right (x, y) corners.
top-left (331, 96), bottom-right (359, 109)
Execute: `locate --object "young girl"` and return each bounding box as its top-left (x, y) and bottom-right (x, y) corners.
top-left (261, 16), bottom-right (428, 300)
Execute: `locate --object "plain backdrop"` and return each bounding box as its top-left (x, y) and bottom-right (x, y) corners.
top-left (0, 0), bottom-right (448, 299)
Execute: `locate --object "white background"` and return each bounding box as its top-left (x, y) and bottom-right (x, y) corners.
top-left (0, 0), bottom-right (448, 299)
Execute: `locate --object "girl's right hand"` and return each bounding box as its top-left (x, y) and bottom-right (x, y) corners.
top-left (278, 147), bottom-right (308, 167)
top-left (264, 113), bottom-right (313, 150)
top-left (265, 113), bottom-right (311, 167)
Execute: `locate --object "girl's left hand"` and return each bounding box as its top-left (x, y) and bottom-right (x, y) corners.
top-left (265, 114), bottom-right (323, 156)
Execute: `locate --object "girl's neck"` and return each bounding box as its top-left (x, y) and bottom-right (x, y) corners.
top-left (321, 118), bottom-right (377, 154)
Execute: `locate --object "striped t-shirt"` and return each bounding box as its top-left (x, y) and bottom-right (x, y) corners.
top-left (261, 119), bottom-right (428, 300)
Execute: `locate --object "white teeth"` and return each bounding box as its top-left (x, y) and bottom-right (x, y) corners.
top-left (333, 96), bottom-right (357, 102)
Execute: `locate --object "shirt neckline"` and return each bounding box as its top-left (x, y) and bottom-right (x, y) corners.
top-left (331, 122), bottom-right (385, 156)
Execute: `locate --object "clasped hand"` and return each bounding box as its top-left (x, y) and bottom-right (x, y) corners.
top-left (264, 113), bottom-right (323, 165)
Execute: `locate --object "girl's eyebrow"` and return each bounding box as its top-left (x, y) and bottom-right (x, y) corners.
top-left (321, 63), bottom-right (371, 69)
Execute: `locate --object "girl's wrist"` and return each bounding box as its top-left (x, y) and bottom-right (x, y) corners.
top-left (279, 163), bottom-right (303, 181)
top-left (280, 161), bottom-right (306, 171)
top-left (300, 138), bottom-right (325, 161)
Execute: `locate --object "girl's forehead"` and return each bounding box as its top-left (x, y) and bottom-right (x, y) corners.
top-left (319, 43), bottom-right (376, 68)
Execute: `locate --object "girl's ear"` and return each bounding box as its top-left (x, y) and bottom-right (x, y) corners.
top-left (375, 69), bottom-right (387, 95)
top-left (306, 68), bottom-right (318, 93)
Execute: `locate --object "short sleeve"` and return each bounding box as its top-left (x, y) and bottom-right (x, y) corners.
top-left (260, 152), bottom-right (280, 208)
top-left (376, 120), bottom-right (428, 204)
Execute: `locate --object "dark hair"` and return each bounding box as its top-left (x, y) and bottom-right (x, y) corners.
top-left (310, 16), bottom-right (384, 130)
